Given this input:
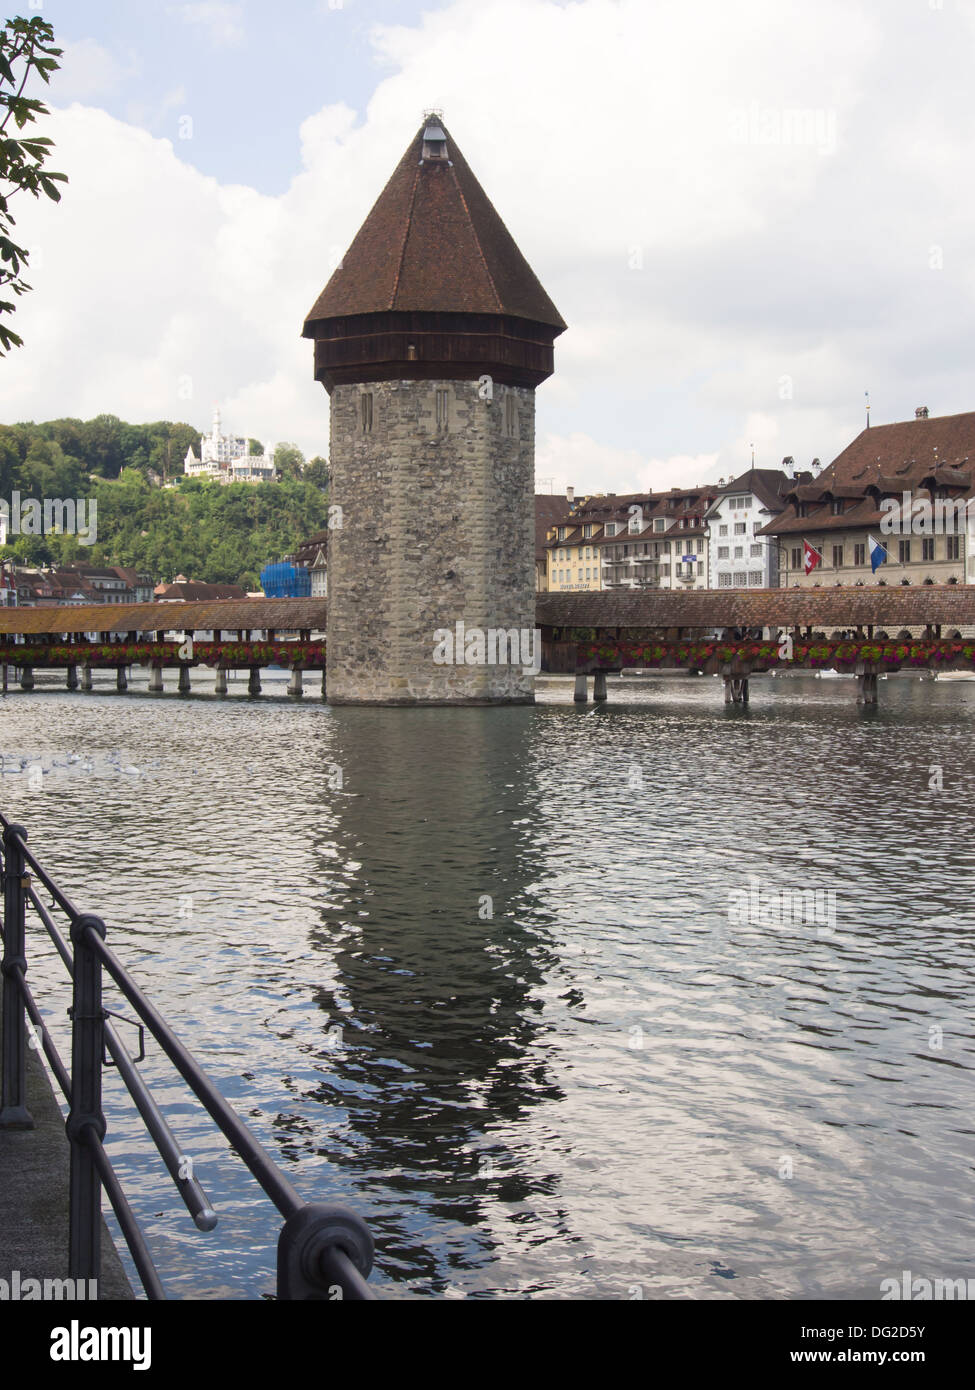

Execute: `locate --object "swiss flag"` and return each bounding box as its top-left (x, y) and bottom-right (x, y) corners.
top-left (803, 540), bottom-right (823, 575)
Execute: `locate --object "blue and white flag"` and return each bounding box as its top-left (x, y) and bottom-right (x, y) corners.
top-left (868, 535), bottom-right (887, 573)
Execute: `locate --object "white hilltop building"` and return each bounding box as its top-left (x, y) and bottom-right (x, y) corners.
top-left (184, 406), bottom-right (276, 484)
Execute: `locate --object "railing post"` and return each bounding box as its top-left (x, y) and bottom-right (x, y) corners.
top-left (0, 823), bottom-right (33, 1129)
top-left (277, 1203), bottom-right (375, 1300)
top-left (67, 913), bottom-right (108, 1282)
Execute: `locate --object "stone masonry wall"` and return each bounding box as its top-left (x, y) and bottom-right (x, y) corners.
top-left (326, 379), bottom-right (536, 704)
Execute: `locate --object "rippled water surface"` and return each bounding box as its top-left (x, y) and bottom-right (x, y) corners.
top-left (2, 669), bottom-right (974, 1300)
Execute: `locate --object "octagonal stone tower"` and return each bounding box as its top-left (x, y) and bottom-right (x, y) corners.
top-left (303, 115), bottom-right (566, 705)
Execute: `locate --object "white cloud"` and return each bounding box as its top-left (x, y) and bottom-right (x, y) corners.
top-left (536, 433), bottom-right (721, 497)
top-left (53, 39), bottom-right (139, 102)
top-left (5, 0), bottom-right (975, 496)
top-left (169, 3), bottom-right (245, 47)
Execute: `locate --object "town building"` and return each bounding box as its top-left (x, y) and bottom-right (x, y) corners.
top-left (705, 467), bottom-right (793, 588)
top-left (303, 114), bottom-right (565, 704)
top-left (6, 564), bottom-right (153, 608)
top-left (535, 493), bottom-right (573, 591)
top-left (544, 486), bottom-right (718, 591)
top-left (184, 406), bottom-right (275, 484)
top-left (760, 408), bottom-right (975, 587)
top-left (291, 532), bottom-right (328, 597)
top-left (153, 579), bottom-right (248, 602)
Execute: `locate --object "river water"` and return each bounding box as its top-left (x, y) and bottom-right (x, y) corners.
top-left (2, 669), bottom-right (974, 1300)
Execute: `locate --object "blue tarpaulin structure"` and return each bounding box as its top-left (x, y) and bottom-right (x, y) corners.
top-left (260, 562), bottom-right (311, 598)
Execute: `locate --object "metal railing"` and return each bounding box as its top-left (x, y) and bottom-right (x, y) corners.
top-left (0, 816), bottom-right (376, 1300)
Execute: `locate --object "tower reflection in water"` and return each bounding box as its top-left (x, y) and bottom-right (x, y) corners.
top-left (292, 707), bottom-right (567, 1290)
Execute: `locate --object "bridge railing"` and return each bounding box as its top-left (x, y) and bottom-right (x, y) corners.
top-left (0, 816), bottom-right (376, 1301)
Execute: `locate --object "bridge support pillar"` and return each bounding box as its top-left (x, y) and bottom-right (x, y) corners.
top-left (593, 671), bottom-right (608, 702)
top-left (857, 672), bottom-right (878, 706)
top-left (19, 666), bottom-right (33, 692)
top-left (66, 664), bottom-right (79, 691)
top-left (81, 664), bottom-right (92, 692)
top-left (288, 666), bottom-right (303, 698)
top-left (116, 667), bottom-right (127, 693)
top-left (248, 667), bottom-right (261, 697)
top-left (573, 674), bottom-right (588, 703)
top-left (148, 664), bottom-right (164, 694)
top-left (214, 666), bottom-right (228, 696)
top-left (321, 669), bottom-right (327, 700)
top-left (177, 666), bottom-right (191, 695)
top-left (724, 676), bottom-right (749, 704)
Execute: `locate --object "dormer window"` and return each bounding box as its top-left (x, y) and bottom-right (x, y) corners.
top-left (831, 499), bottom-right (843, 515)
top-left (421, 124), bottom-right (448, 162)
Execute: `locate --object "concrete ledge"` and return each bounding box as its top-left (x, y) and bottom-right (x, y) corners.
top-left (0, 993), bottom-right (134, 1300)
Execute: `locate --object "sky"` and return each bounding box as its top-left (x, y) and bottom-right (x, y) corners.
top-left (2, 0), bottom-right (975, 495)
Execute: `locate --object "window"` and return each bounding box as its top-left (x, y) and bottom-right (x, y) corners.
top-left (436, 388), bottom-right (450, 432)
top-left (948, 535), bottom-right (961, 560)
top-left (832, 545), bottom-right (843, 568)
top-left (750, 543), bottom-right (762, 557)
top-left (697, 561), bottom-right (704, 576)
top-left (578, 546), bottom-right (584, 559)
top-left (585, 568), bottom-right (591, 580)
top-left (719, 524), bottom-right (728, 536)
top-left (749, 571), bottom-right (763, 585)
top-left (605, 523), bottom-right (617, 537)
top-left (718, 546), bottom-right (729, 558)
top-left (733, 571), bottom-right (747, 586)
top-left (719, 573), bottom-right (733, 587)
top-left (922, 538), bottom-right (935, 561)
top-left (734, 523), bottom-right (746, 535)
top-left (558, 527), bottom-right (567, 541)
top-left (831, 499), bottom-right (844, 515)
top-left (899, 539), bottom-right (911, 564)
top-left (654, 519), bottom-right (666, 532)
top-left (360, 392), bottom-right (373, 433)
top-left (791, 547), bottom-right (802, 570)
top-left (796, 502), bottom-right (807, 518)
top-left (504, 392), bottom-right (517, 437)
top-left (854, 543), bottom-right (866, 566)
top-left (734, 546), bottom-right (743, 558)
top-left (583, 524), bottom-right (593, 538)
top-left (577, 569), bottom-right (583, 581)
top-left (752, 521), bottom-right (762, 532)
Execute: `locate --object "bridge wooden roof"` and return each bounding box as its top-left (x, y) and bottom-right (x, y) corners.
top-left (3, 587), bottom-right (975, 639)
top-left (537, 586), bottom-right (975, 629)
top-left (0, 598), bottom-right (329, 635)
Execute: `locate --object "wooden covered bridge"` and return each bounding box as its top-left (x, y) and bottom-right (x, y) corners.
top-left (0, 598), bottom-right (328, 697)
top-left (1, 587), bottom-right (975, 703)
top-left (537, 586), bottom-right (975, 703)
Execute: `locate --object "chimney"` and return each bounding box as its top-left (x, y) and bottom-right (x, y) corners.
top-left (781, 456), bottom-right (794, 478)
top-left (810, 457), bottom-right (821, 475)
top-left (915, 406), bottom-right (929, 419)
top-left (566, 485), bottom-right (574, 503)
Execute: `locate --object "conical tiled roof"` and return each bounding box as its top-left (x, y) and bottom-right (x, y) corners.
top-left (303, 117), bottom-right (566, 333)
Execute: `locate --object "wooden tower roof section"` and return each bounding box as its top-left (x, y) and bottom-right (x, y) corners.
top-left (303, 117), bottom-right (566, 333)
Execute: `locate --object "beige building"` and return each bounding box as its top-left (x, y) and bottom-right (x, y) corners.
top-left (544, 486), bottom-right (717, 591)
top-left (762, 408), bottom-right (975, 587)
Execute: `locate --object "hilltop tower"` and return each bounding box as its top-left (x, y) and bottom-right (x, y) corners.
top-left (303, 115), bottom-right (566, 704)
